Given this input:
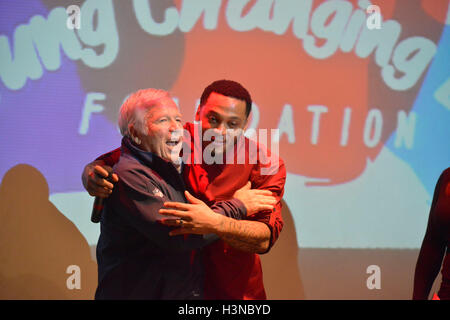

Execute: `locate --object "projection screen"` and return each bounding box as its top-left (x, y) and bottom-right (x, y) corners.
top-left (1, 0), bottom-right (449, 255)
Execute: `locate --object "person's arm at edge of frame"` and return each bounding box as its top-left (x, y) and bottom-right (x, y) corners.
top-left (412, 171), bottom-right (447, 300)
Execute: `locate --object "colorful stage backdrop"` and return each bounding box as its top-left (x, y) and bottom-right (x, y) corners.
top-left (0, 0), bottom-right (449, 299)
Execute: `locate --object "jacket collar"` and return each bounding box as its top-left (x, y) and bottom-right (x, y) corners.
top-left (121, 136), bottom-right (185, 188)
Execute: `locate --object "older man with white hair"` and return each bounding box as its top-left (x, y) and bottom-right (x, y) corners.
top-left (95, 88), bottom-right (274, 300)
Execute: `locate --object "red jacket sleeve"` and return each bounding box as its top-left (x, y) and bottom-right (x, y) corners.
top-left (413, 168), bottom-right (449, 299)
top-left (249, 150), bottom-right (286, 253)
top-left (95, 148), bottom-right (121, 167)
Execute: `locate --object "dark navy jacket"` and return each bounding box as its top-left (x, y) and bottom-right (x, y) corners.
top-left (95, 137), bottom-right (246, 300)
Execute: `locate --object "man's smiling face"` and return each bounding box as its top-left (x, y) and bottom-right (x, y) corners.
top-left (140, 98), bottom-right (184, 163)
top-left (196, 92), bottom-right (248, 155)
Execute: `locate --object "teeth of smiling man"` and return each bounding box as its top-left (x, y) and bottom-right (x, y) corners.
top-left (166, 140), bottom-right (180, 146)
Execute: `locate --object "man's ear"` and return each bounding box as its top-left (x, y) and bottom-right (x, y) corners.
top-left (129, 124), bottom-right (136, 138)
top-left (129, 124), bottom-right (141, 144)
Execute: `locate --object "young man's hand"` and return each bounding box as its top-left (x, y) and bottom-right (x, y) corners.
top-left (82, 161), bottom-right (118, 198)
top-left (233, 181), bottom-right (276, 216)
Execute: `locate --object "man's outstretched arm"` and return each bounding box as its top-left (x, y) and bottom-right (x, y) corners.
top-left (82, 160), bottom-right (118, 198)
top-left (160, 191), bottom-right (273, 254)
top-left (81, 148), bottom-right (121, 197)
top-left (214, 218), bottom-right (271, 254)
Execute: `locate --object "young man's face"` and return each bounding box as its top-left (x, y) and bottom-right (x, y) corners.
top-left (196, 92), bottom-right (248, 155)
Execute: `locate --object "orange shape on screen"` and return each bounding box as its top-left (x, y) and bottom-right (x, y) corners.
top-left (422, 0), bottom-right (449, 25)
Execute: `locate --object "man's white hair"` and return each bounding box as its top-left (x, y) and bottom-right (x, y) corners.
top-left (118, 88), bottom-right (171, 137)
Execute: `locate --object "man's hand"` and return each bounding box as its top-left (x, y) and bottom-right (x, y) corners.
top-left (82, 161), bottom-right (118, 198)
top-left (233, 181), bottom-right (277, 216)
top-left (159, 191), bottom-right (224, 236)
top-left (160, 190), bottom-right (271, 253)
